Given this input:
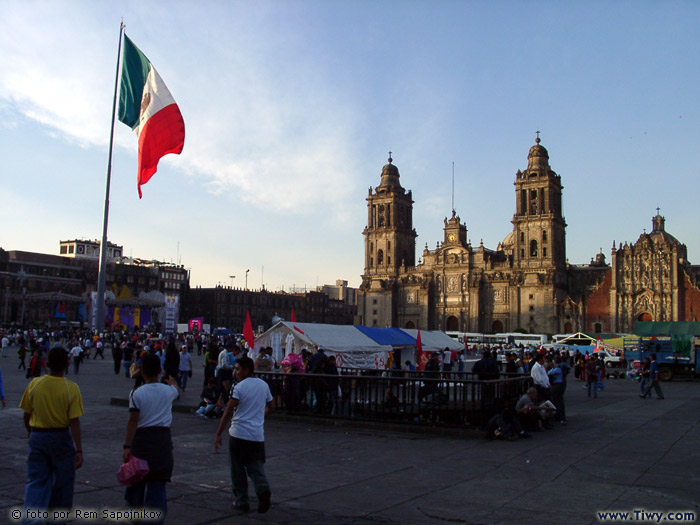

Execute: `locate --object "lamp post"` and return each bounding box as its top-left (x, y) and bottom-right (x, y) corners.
top-left (229, 275), bottom-right (236, 288)
top-left (245, 269), bottom-right (250, 290)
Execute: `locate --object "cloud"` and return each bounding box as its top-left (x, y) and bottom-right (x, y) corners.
top-left (0, 3), bottom-right (364, 222)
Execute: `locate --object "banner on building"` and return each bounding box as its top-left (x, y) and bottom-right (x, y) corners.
top-left (164, 294), bottom-right (179, 333)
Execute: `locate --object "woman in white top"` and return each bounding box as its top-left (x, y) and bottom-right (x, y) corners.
top-left (123, 353), bottom-right (179, 524)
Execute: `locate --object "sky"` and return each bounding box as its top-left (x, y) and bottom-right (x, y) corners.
top-left (2, 1), bottom-right (700, 292)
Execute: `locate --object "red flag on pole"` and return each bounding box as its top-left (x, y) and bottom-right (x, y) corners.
top-left (416, 329), bottom-right (428, 371)
top-left (291, 307), bottom-right (296, 323)
top-left (243, 309), bottom-right (254, 350)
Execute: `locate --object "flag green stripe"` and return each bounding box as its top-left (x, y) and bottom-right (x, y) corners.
top-left (118, 35), bottom-right (151, 130)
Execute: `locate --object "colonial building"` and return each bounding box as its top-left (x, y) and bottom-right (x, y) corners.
top-left (0, 241), bottom-right (190, 330)
top-left (182, 286), bottom-right (357, 332)
top-left (358, 137), bottom-right (700, 334)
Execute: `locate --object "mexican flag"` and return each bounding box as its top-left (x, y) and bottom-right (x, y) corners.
top-left (118, 35), bottom-right (185, 198)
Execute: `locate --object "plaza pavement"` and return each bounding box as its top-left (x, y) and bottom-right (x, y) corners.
top-left (0, 349), bottom-right (698, 525)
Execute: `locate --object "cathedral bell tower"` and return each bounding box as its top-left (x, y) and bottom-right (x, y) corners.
top-left (511, 134), bottom-right (566, 270)
top-left (363, 154), bottom-right (417, 275)
top-left (359, 154), bottom-right (417, 327)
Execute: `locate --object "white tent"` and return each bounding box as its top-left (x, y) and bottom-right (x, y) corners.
top-left (399, 329), bottom-right (464, 352)
top-left (254, 321), bottom-right (394, 369)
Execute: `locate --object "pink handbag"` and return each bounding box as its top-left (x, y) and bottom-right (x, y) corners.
top-left (117, 455), bottom-right (149, 487)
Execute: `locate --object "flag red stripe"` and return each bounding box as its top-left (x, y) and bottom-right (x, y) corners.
top-left (137, 103), bottom-right (185, 198)
top-left (243, 310), bottom-right (255, 350)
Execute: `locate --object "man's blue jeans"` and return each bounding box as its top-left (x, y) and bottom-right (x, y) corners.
top-left (229, 437), bottom-right (270, 506)
top-left (23, 430), bottom-right (75, 524)
top-left (125, 480), bottom-right (167, 525)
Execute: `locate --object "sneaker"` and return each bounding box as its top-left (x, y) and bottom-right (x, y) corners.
top-left (258, 490), bottom-right (271, 513)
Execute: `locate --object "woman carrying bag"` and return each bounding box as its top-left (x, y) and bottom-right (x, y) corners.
top-left (122, 353), bottom-right (179, 524)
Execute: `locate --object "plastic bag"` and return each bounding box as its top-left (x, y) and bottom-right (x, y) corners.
top-left (117, 455), bottom-right (149, 487)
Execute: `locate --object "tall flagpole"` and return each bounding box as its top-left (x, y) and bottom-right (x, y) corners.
top-left (95, 21), bottom-right (125, 333)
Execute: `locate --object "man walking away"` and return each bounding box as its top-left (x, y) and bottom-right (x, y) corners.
top-left (20, 347), bottom-right (84, 521)
top-left (640, 353), bottom-right (665, 400)
top-left (215, 356), bottom-right (273, 514)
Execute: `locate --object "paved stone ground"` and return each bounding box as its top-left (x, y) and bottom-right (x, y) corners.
top-left (0, 350), bottom-right (698, 524)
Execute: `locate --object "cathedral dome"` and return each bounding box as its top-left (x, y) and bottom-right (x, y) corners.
top-left (378, 153), bottom-right (401, 189)
top-left (501, 230), bottom-right (515, 249)
top-left (527, 134), bottom-right (550, 172)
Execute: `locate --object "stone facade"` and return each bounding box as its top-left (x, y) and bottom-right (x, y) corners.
top-left (358, 138), bottom-right (700, 334)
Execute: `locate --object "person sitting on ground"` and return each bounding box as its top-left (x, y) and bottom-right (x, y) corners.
top-left (486, 397), bottom-right (530, 440)
top-left (197, 378), bottom-right (221, 417)
top-left (515, 387), bottom-right (553, 431)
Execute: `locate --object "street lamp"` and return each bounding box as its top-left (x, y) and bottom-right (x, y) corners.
top-left (229, 275), bottom-right (236, 288)
top-left (245, 269), bottom-right (250, 290)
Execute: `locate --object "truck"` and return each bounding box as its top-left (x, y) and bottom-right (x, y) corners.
top-left (624, 337), bottom-right (700, 381)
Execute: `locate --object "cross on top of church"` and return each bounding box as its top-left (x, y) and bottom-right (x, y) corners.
top-left (535, 130), bottom-right (541, 144)
top-left (656, 207), bottom-right (661, 215)
top-left (388, 150), bottom-right (393, 164)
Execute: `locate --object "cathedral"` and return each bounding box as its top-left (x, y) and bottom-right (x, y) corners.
top-left (358, 137), bottom-right (700, 335)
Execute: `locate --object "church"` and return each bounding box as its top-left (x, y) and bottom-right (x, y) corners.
top-left (357, 136), bottom-right (700, 335)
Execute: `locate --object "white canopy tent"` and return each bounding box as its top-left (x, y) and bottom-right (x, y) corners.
top-left (254, 321), bottom-right (394, 369)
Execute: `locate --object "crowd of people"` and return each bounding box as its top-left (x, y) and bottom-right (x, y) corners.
top-left (3, 327), bottom-right (276, 523)
top-left (1, 324), bottom-right (668, 521)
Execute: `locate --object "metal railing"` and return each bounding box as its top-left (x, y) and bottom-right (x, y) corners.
top-left (256, 370), bottom-right (532, 428)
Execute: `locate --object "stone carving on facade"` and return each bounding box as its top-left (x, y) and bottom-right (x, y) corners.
top-left (634, 290), bottom-right (655, 319)
top-left (447, 276), bottom-right (458, 293)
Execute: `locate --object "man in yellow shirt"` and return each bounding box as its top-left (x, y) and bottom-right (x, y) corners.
top-left (19, 347), bottom-right (84, 517)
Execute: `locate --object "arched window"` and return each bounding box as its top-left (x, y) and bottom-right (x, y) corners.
top-left (377, 249), bottom-right (384, 266)
top-left (370, 242), bottom-right (374, 253)
top-left (520, 232), bottom-right (525, 242)
top-left (542, 230), bottom-right (547, 242)
top-left (530, 240), bottom-right (538, 257)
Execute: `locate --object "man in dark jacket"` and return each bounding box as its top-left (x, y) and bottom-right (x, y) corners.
top-left (472, 350), bottom-right (500, 380)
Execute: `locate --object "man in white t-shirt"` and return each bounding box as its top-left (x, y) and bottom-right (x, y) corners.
top-left (1, 334), bottom-right (10, 357)
top-left (215, 356), bottom-right (273, 514)
top-left (177, 345), bottom-right (193, 391)
top-left (69, 344), bottom-right (83, 374)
